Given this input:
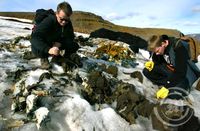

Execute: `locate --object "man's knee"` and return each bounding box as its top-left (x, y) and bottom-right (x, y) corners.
top-left (31, 47), bottom-right (49, 58)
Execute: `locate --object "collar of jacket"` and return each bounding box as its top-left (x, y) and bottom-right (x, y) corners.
top-left (164, 37), bottom-right (179, 54)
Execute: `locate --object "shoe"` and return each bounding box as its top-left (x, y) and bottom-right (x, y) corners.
top-left (40, 58), bottom-right (51, 69)
top-left (51, 55), bottom-right (62, 65)
top-left (23, 51), bottom-right (37, 60)
top-left (62, 58), bottom-right (75, 72)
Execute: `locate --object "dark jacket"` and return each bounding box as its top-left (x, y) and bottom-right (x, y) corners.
top-left (152, 37), bottom-right (199, 88)
top-left (31, 13), bottom-right (78, 58)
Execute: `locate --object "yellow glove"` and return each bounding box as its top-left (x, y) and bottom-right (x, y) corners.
top-left (145, 61), bottom-right (154, 71)
top-left (156, 87), bottom-right (169, 99)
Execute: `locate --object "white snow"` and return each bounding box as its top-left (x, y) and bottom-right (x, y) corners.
top-left (0, 16), bottom-right (32, 43)
top-left (75, 32), bottom-right (89, 38)
top-left (25, 69), bottom-right (49, 87)
top-left (0, 16), bottom-right (33, 23)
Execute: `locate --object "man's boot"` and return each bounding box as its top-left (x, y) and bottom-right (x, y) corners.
top-left (51, 55), bottom-right (63, 65)
top-left (70, 53), bottom-right (83, 67)
top-left (40, 58), bottom-right (51, 69)
top-left (23, 51), bottom-right (37, 60)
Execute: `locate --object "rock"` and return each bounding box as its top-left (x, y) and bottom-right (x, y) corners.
top-left (196, 79), bottom-right (200, 91)
top-left (69, 53), bottom-right (83, 67)
top-left (130, 71), bottom-right (143, 83)
top-left (114, 83), bottom-right (144, 124)
top-left (50, 55), bottom-right (78, 72)
top-left (74, 35), bottom-right (89, 46)
top-left (90, 28), bottom-right (147, 53)
top-left (4, 89), bottom-right (13, 96)
top-left (105, 65), bottom-right (118, 77)
top-left (95, 40), bottom-right (135, 63)
top-left (12, 35), bottom-right (31, 44)
top-left (151, 104), bottom-right (198, 131)
top-left (22, 51), bottom-right (37, 60)
top-left (151, 106), bottom-right (172, 131)
top-left (34, 107), bottom-right (49, 129)
top-left (38, 72), bottom-right (53, 83)
top-left (136, 99), bottom-right (155, 118)
top-left (81, 70), bottom-right (112, 104)
top-left (6, 119), bottom-right (24, 129)
top-left (177, 114), bottom-right (200, 131)
top-left (6, 67), bottom-right (27, 82)
top-left (23, 27), bottom-right (31, 30)
top-left (121, 59), bottom-right (138, 68)
top-left (26, 94), bottom-right (37, 113)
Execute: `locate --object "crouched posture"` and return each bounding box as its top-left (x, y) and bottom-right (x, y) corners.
top-left (30, 2), bottom-right (80, 69)
top-left (143, 35), bottom-right (199, 92)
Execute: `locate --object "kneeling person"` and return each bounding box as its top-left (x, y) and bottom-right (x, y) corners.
top-left (143, 35), bottom-right (199, 95)
top-left (31, 2), bottom-right (79, 69)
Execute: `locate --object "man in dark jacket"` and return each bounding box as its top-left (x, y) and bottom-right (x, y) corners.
top-left (31, 2), bottom-right (79, 69)
top-left (143, 35), bottom-right (199, 94)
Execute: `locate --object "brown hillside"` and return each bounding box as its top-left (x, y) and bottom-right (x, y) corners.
top-left (0, 11), bottom-right (181, 40)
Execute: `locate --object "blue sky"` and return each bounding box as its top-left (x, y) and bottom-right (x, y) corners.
top-left (1, 0), bottom-right (200, 34)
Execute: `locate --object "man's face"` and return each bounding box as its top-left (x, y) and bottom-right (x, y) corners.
top-left (56, 10), bottom-right (70, 26)
top-left (154, 42), bottom-right (166, 55)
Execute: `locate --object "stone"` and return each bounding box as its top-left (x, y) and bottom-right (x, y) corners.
top-left (105, 65), bottom-right (118, 77)
top-left (196, 79), bottom-right (200, 91)
top-left (90, 28), bottom-right (147, 53)
top-left (130, 71), bottom-right (143, 83)
top-left (136, 99), bottom-right (155, 118)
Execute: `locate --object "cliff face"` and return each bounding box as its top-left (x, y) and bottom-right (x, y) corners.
top-left (0, 11), bottom-right (181, 40)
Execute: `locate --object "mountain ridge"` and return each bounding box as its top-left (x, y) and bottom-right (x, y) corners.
top-left (0, 11), bottom-right (184, 40)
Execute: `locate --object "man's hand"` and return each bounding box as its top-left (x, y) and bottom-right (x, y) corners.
top-left (48, 47), bottom-right (60, 56)
top-left (145, 61), bottom-right (154, 71)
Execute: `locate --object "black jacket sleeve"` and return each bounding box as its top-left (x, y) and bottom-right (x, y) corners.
top-left (31, 15), bottom-right (55, 54)
top-left (152, 54), bottom-right (167, 65)
top-left (60, 21), bottom-right (79, 54)
top-left (60, 21), bottom-right (75, 48)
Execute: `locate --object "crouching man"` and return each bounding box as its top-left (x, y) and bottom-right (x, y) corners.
top-left (31, 2), bottom-right (80, 69)
top-left (143, 35), bottom-right (199, 98)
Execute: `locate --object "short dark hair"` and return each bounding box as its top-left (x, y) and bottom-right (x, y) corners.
top-left (57, 2), bottom-right (72, 15)
top-left (147, 34), bottom-right (169, 51)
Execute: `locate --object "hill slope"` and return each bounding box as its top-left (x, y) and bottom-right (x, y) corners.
top-left (0, 11), bottom-right (181, 40)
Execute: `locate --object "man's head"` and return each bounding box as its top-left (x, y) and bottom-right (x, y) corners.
top-left (148, 35), bottom-right (169, 55)
top-left (56, 2), bottom-right (72, 26)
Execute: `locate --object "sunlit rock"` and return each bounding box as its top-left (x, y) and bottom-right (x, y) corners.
top-left (26, 94), bottom-right (37, 114)
top-left (130, 71), bottom-right (143, 83)
top-left (81, 70), bottom-right (112, 104)
top-left (90, 28), bottom-right (148, 53)
top-left (13, 78), bottom-right (28, 97)
top-left (196, 79), bottom-right (200, 91)
top-left (34, 107), bottom-right (49, 129)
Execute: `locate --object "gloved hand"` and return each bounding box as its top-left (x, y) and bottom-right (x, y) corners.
top-left (145, 61), bottom-right (154, 71)
top-left (156, 86), bottom-right (169, 99)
